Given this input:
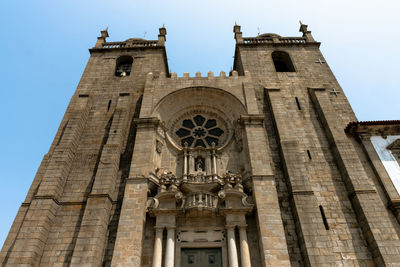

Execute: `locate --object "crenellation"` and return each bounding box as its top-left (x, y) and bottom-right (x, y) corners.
top-left (151, 69), bottom-right (247, 82)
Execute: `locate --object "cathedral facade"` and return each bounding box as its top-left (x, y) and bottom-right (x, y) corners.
top-left (2, 24), bottom-right (400, 267)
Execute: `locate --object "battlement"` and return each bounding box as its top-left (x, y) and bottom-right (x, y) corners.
top-left (150, 70), bottom-right (250, 80)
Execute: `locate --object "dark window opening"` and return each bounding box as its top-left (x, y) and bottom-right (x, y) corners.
top-left (182, 119), bottom-right (195, 129)
top-left (272, 51), bottom-right (295, 72)
top-left (208, 128), bottom-right (224, 137)
top-left (194, 139), bottom-right (206, 148)
top-left (176, 128), bottom-right (191, 138)
top-left (204, 119), bottom-right (217, 129)
top-left (319, 205), bottom-right (330, 230)
top-left (295, 97), bottom-right (301, 110)
top-left (181, 137), bottom-right (194, 147)
top-left (193, 128), bottom-right (206, 137)
top-left (193, 115), bottom-right (206, 126)
top-left (115, 56), bottom-right (133, 77)
top-left (205, 136), bottom-right (219, 146)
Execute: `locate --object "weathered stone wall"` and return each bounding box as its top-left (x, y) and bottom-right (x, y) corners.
top-left (2, 26), bottom-right (400, 267)
top-left (235, 40), bottom-right (400, 265)
top-left (0, 41), bottom-right (167, 265)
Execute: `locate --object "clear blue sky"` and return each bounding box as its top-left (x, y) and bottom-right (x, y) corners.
top-left (1, 0), bottom-right (399, 247)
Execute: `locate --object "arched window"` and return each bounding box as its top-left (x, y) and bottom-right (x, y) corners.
top-left (115, 56), bottom-right (133, 76)
top-left (271, 51), bottom-right (295, 72)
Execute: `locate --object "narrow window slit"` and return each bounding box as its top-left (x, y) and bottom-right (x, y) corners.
top-left (307, 150), bottom-right (312, 160)
top-left (295, 97), bottom-right (301, 110)
top-left (107, 100), bottom-right (112, 111)
top-left (319, 205), bottom-right (330, 230)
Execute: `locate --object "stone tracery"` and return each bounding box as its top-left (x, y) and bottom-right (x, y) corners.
top-left (175, 114), bottom-right (225, 148)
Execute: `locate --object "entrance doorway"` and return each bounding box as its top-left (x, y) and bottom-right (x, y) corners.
top-left (181, 248), bottom-right (222, 267)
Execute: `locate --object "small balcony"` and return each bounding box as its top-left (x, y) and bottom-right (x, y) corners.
top-left (184, 192), bottom-right (217, 211)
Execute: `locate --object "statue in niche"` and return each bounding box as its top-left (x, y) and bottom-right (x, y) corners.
top-left (195, 156), bottom-right (205, 172)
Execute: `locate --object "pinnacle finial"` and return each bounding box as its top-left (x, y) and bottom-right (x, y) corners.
top-left (298, 21), bottom-right (315, 42)
top-left (233, 23), bottom-right (243, 43)
top-left (100, 27), bottom-right (109, 38)
top-left (158, 26), bottom-right (167, 44)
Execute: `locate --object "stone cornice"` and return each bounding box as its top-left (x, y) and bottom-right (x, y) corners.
top-left (389, 199), bottom-right (400, 212)
top-left (134, 117), bottom-right (164, 129)
top-left (239, 114), bottom-right (264, 125)
top-left (236, 37), bottom-right (321, 48)
top-left (345, 120), bottom-right (400, 135)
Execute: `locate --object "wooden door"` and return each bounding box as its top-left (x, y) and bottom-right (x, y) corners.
top-left (181, 248), bottom-right (222, 267)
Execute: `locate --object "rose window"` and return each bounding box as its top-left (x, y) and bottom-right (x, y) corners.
top-left (175, 115), bottom-right (224, 148)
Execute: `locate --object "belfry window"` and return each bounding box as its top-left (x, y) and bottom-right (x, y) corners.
top-left (115, 56), bottom-right (133, 76)
top-left (272, 51), bottom-right (295, 72)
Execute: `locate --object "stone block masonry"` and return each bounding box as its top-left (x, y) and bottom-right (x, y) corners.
top-left (2, 24), bottom-right (400, 267)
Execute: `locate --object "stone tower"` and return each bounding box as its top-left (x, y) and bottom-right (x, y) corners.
top-left (2, 24), bottom-right (400, 267)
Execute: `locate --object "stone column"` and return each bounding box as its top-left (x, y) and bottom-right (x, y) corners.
top-left (189, 151), bottom-right (195, 174)
top-left (206, 153), bottom-right (212, 176)
top-left (212, 149), bottom-right (217, 179)
top-left (239, 113), bottom-right (290, 266)
top-left (238, 225), bottom-right (251, 267)
top-left (226, 226), bottom-right (239, 267)
top-left (165, 226), bottom-right (175, 267)
top-left (152, 227), bottom-right (163, 267)
top-left (183, 149), bottom-right (188, 181)
top-left (112, 118), bottom-right (159, 265)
